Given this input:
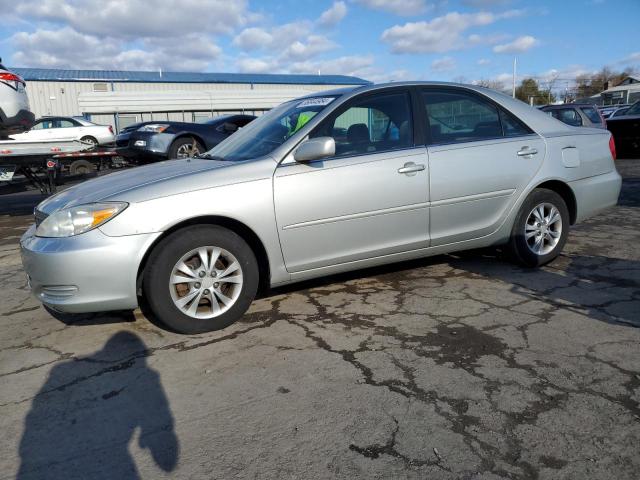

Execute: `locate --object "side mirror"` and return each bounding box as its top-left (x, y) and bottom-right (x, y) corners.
top-left (294, 137), bottom-right (335, 163)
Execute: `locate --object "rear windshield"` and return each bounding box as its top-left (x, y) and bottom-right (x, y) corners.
top-left (581, 107), bottom-right (602, 124)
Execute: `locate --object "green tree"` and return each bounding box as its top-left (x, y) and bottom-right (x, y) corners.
top-left (515, 78), bottom-right (555, 105)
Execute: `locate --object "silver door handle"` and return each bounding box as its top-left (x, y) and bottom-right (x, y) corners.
top-left (517, 147), bottom-right (538, 156)
top-left (397, 162), bottom-right (425, 175)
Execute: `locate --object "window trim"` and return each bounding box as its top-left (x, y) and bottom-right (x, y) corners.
top-left (307, 86), bottom-right (416, 161)
top-left (418, 86), bottom-right (536, 147)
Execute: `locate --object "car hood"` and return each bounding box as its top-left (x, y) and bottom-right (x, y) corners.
top-left (37, 158), bottom-right (233, 214)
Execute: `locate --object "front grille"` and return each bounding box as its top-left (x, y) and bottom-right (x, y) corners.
top-left (116, 138), bottom-right (130, 147)
top-left (34, 209), bottom-right (48, 227)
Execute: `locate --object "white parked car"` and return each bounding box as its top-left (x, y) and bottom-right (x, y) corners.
top-left (0, 60), bottom-right (34, 136)
top-left (11, 116), bottom-right (115, 147)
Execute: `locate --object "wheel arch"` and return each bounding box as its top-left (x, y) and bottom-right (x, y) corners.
top-left (136, 215), bottom-right (271, 294)
top-left (171, 132), bottom-right (206, 150)
top-left (533, 179), bottom-right (577, 225)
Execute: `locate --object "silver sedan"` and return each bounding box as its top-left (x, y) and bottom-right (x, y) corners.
top-left (21, 82), bottom-right (622, 333)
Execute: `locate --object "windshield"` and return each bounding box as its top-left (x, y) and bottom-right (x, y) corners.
top-left (626, 102), bottom-right (640, 116)
top-left (203, 95), bottom-right (338, 161)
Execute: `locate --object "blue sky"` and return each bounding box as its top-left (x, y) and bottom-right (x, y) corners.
top-left (0, 0), bottom-right (638, 89)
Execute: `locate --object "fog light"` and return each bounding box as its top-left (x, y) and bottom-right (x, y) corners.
top-left (134, 140), bottom-right (147, 147)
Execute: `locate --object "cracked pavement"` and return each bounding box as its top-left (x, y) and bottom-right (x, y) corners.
top-left (0, 160), bottom-right (639, 479)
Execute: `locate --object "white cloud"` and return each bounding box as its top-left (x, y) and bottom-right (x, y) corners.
top-left (381, 10), bottom-right (523, 53)
top-left (477, 58), bottom-right (491, 65)
top-left (318, 1), bottom-right (348, 27)
top-left (354, 0), bottom-right (430, 16)
top-left (10, 28), bottom-right (220, 71)
top-left (3, 0), bottom-right (246, 70)
top-left (4, 0), bottom-right (250, 39)
top-left (236, 53), bottom-right (374, 79)
top-left (493, 35), bottom-right (539, 53)
top-left (233, 28), bottom-right (274, 51)
top-left (431, 57), bottom-right (456, 72)
top-left (620, 52), bottom-right (640, 65)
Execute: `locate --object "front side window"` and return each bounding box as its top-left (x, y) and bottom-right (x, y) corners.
top-left (58, 119), bottom-right (76, 128)
top-left (310, 91), bottom-right (413, 157)
top-left (423, 90), bottom-right (501, 144)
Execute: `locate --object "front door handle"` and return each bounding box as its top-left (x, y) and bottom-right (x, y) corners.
top-left (397, 162), bottom-right (425, 176)
top-left (517, 147), bottom-right (538, 157)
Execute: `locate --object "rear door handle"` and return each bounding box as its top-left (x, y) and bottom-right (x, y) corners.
top-left (397, 162), bottom-right (425, 175)
top-left (517, 147), bottom-right (538, 157)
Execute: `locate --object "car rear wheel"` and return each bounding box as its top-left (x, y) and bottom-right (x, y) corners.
top-left (80, 136), bottom-right (98, 148)
top-left (508, 188), bottom-right (569, 267)
top-left (168, 137), bottom-right (204, 159)
top-left (143, 225), bottom-right (259, 333)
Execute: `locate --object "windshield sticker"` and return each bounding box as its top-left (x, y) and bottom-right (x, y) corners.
top-left (296, 97), bottom-right (334, 109)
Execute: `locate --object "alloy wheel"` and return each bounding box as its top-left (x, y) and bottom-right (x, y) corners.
top-left (524, 202), bottom-right (563, 256)
top-left (176, 143), bottom-right (200, 159)
top-left (169, 246), bottom-right (243, 319)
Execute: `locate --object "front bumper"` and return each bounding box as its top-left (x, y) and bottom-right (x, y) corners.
top-left (20, 225), bottom-right (161, 313)
top-left (115, 132), bottom-right (173, 161)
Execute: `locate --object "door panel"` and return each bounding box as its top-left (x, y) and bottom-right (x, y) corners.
top-left (428, 137), bottom-right (545, 245)
top-left (274, 148), bottom-right (429, 272)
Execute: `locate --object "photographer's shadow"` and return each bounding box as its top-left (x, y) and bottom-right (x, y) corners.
top-left (17, 331), bottom-right (179, 479)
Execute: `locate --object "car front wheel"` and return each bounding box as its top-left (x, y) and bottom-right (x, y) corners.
top-left (508, 188), bottom-right (570, 267)
top-left (143, 225), bottom-right (259, 333)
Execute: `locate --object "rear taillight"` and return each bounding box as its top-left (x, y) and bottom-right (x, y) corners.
top-left (609, 135), bottom-right (616, 161)
top-left (0, 72), bottom-right (25, 87)
top-left (108, 125), bottom-right (114, 134)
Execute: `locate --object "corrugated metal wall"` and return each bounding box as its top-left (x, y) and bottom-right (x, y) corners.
top-left (24, 81), bottom-right (348, 118)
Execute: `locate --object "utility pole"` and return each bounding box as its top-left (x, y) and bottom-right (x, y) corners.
top-left (512, 57), bottom-right (517, 98)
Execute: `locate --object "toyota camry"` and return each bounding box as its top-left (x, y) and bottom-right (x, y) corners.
top-left (21, 82), bottom-right (622, 333)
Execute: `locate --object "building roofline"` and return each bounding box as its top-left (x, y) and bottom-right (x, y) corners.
top-left (11, 67), bottom-right (371, 86)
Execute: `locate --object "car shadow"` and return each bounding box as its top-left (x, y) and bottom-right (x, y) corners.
top-left (17, 331), bottom-right (179, 479)
top-left (43, 305), bottom-right (137, 326)
top-left (448, 250), bottom-right (639, 328)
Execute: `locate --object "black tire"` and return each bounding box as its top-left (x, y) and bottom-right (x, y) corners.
top-left (168, 137), bottom-right (204, 159)
top-left (508, 188), bottom-right (570, 267)
top-left (143, 225), bottom-right (259, 334)
top-left (69, 159), bottom-right (94, 176)
top-left (80, 136), bottom-right (98, 148)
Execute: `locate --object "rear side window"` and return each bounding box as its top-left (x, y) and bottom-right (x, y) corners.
top-left (499, 110), bottom-right (532, 137)
top-left (550, 108), bottom-right (582, 127)
top-left (423, 91), bottom-right (501, 144)
top-left (422, 90), bottom-right (532, 145)
top-left (580, 107), bottom-right (602, 124)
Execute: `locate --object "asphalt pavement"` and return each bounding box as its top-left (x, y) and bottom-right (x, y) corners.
top-left (0, 160), bottom-right (638, 479)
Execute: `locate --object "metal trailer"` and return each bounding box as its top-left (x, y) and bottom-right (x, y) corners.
top-left (0, 139), bottom-right (124, 194)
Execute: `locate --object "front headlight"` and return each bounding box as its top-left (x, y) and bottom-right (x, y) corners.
top-left (36, 202), bottom-right (128, 238)
top-left (137, 124), bottom-right (169, 133)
